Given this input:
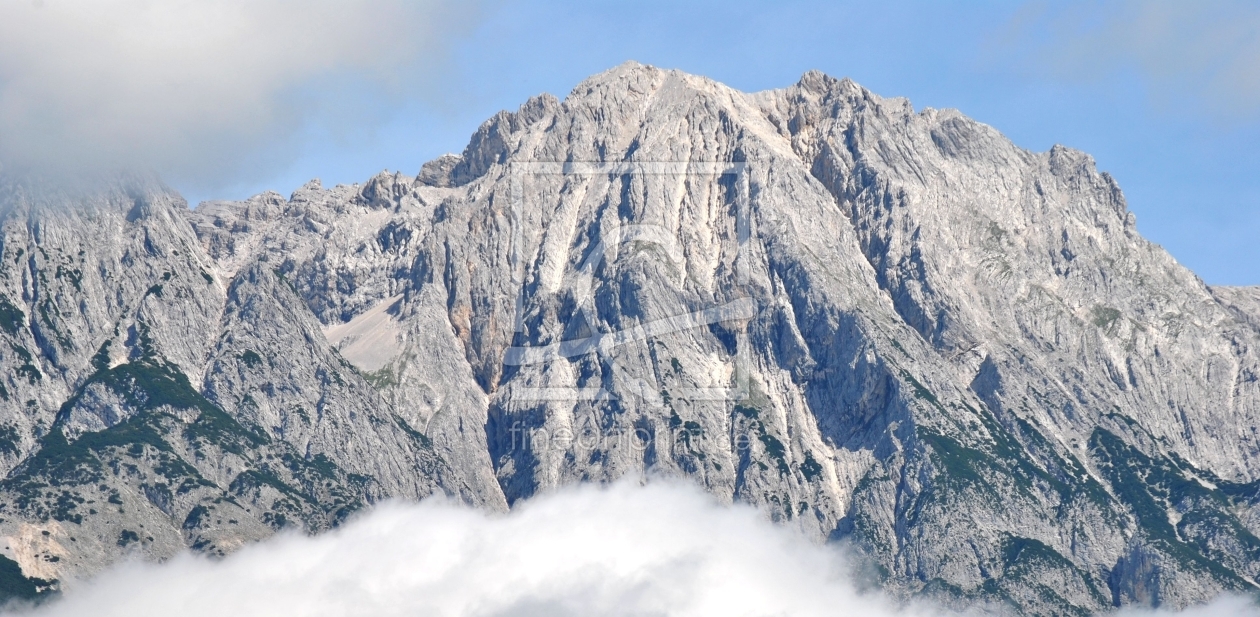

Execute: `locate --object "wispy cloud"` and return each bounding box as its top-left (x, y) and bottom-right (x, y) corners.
top-left (0, 0), bottom-right (478, 191)
top-left (998, 0), bottom-right (1260, 121)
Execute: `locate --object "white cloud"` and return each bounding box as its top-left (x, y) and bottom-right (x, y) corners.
top-left (0, 0), bottom-right (477, 190)
top-left (2, 481), bottom-right (1254, 617)
top-left (1000, 0), bottom-right (1260, 120)
top-left (2, 482), bottom-right (909, 617)
top-left (1126, 597), bottom-right (1260, 617)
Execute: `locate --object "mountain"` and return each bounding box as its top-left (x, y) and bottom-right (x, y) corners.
top-left (1, 62), bottom-right (1260, 614)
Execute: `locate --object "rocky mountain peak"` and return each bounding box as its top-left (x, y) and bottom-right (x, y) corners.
top-left (0, 65), bottom-right (1257, 614)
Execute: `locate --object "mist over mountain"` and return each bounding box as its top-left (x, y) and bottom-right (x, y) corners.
top-left (0, 0), bottom-right (478, 191)
top-left (0, 62), bottom-right (1259, 615)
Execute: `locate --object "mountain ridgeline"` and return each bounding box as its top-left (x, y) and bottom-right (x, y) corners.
top-left (1, 62), bottom-right (1259, 614)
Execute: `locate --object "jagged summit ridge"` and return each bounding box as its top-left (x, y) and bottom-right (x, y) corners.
top-left (0, 64), bottom-right (1256, 614)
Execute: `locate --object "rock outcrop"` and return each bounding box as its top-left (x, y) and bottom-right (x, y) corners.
top-left (1, 62), bottom-right (1258, 614)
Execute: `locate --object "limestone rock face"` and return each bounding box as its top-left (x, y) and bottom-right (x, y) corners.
top-left (0, 174), bottom-right (490, 592)
top-left (2, 63), bottom-right (1260, 614)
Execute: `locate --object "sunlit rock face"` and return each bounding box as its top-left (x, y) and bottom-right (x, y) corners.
top-left (1, 62), bottom-right (1259, 614)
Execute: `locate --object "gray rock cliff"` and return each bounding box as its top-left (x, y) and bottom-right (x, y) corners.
top-left (0, 63), bottom-right (1258, 614)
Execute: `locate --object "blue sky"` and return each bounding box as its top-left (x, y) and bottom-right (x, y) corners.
top-left (75, 1), bottom-right (1260, 285)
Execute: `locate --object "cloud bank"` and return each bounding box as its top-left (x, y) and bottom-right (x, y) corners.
top-left (0, 0), bottom-right (476, 190)
top-left (1, 481), bottom-right (1255, 617)
top-left (4, 482), bottom-right (904, 617)
top-left (1004, 0), bottom-right (1260, 121)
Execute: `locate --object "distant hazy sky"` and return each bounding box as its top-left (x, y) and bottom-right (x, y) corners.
top-left (3, 1), bottom-right (1258, 284)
